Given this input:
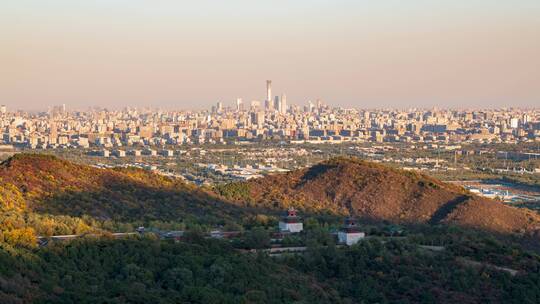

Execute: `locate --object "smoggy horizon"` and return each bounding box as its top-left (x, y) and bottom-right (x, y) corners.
top-left (2, 1), bottom-right (540, 111)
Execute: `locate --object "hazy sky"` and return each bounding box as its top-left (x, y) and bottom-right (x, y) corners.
top-left (1, 0), bottom-right (540, 110)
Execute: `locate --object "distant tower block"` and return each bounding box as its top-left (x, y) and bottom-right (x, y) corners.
top-left (266, 80), bottom-right (272, 103)
top-left (338, 217), bottom-right (365, 246)
top-left (278, 208), bottom-right (303, 233)
top-left (280, 94), bottom-right (287, 114)
top-left (265, 80), bottom-right (273, 111)
top-left (236, 98), bottom-right (243, 111)
top-left (216, 101), bottom-right (223, 113)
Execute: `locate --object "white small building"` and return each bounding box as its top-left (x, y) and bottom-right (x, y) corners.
top-left (338, 218), bottom-right (365, 246)
top-left (278, 208), bottom-right (303, 233)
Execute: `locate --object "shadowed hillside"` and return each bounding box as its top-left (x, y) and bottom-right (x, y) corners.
top-left (0, 154), bottom-right (249, 244)
top-left (219, 157), bottom-right (540, 234)
top-left (2, 154), bottom-right (539, 245)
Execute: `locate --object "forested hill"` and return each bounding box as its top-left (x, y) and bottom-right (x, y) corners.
top-left (2, 154), bottom-right (540, 248)
top-left (0, 154), bottom-right (248, 245)
top-left (219, 157), bottom-right (540, 234)
top-left (2, 154), bottom-right (540, 303)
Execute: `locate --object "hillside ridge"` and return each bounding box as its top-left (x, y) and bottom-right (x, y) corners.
top-left (234, 157), bottom-right (540, 234)
top-left (1, 154), bottom-right (539, 237)
top-left (0, 153), bottom-right (247, 244)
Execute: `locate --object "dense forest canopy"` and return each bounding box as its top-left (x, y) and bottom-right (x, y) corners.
top-left (1, 154), bottom-right (540, 303)
top-left (2, 228), bottom-right (540, 303)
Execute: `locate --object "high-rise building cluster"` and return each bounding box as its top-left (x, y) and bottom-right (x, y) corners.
top-left (0, 81), bottom-right (539, 150)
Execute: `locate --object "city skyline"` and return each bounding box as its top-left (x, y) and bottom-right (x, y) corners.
top-left (2, 1), bottom-right (540, 110)
top-left (2, 79), bottom-right (540, 113)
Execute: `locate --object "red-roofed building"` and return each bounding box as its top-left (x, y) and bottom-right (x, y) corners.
top-left (338, 217), bottom-right (365, 245)
top-left (278, 208), bottom-right (303, 233)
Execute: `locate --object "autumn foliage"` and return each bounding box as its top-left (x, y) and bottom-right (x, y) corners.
top-left (239, 157), bottom-right (540, 234)
top-left (0, 154), bottom-right (247, 246)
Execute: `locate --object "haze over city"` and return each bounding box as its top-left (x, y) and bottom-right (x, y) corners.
top-left (4, 2), bottom-right (540, 303)
top-left (2, 0), bottom-right (540, 110)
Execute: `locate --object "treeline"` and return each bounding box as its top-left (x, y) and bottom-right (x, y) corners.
top-left (2, 227), bottom-right (540, 303)
top-left (0, 236), bottom-right (339, 304)
top-left (285, 238), bottom-right (540, 303)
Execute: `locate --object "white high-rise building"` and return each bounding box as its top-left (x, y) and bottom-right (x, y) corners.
top-left (216, 101), bottom-right (223, 113)
top-left (510, 117), bottom-right (519, 129)
top-left (266, 80), bottom-right (272, 102)
top-left (280, 94), bottom-right (287, 114)
top-left (236, 98), bottom-right (243, 111)
top-left (308, 100), bottom-right (314, 113)
top-left (0, 105), bottom-right (6, 114)
top-left (265, 80), bottom-right (273, 111)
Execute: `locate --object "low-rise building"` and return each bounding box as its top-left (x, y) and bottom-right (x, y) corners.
top-left (278, 208), bottom-right (303, 233)
top-left (338, 218), bottom-right (365, 246)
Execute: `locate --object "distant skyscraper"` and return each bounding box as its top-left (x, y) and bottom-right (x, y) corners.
top-left (522, 114), bottom-right (530, 124)
top-left (510, 117), bottom-right (519, 129)
top-left (266, 80), bottom-right (272, 103)
top-left (274, 96), bottom-right (280, 112)
top-left (216, 101), bottom-right (223, 113)
top-left (0, 105), bottom-right (6, 114)
top-left (280, 94), bottom-right (287, 114)
top-left (308, 100), bottom-right (314, 113)
top-left (265, 80), bottom-right (273, 111)
top-left (236, 98), bottom-right (243, 111)
top-left (316, 99), bottom-right (323, 112)
top-left (251, 111), bottom-right (265, 128)
top-left (265, 99), bottom-right (273, 111)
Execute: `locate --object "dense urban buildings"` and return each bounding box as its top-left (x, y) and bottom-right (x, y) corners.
top-left (1, 82), bottom-right (539, 151)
